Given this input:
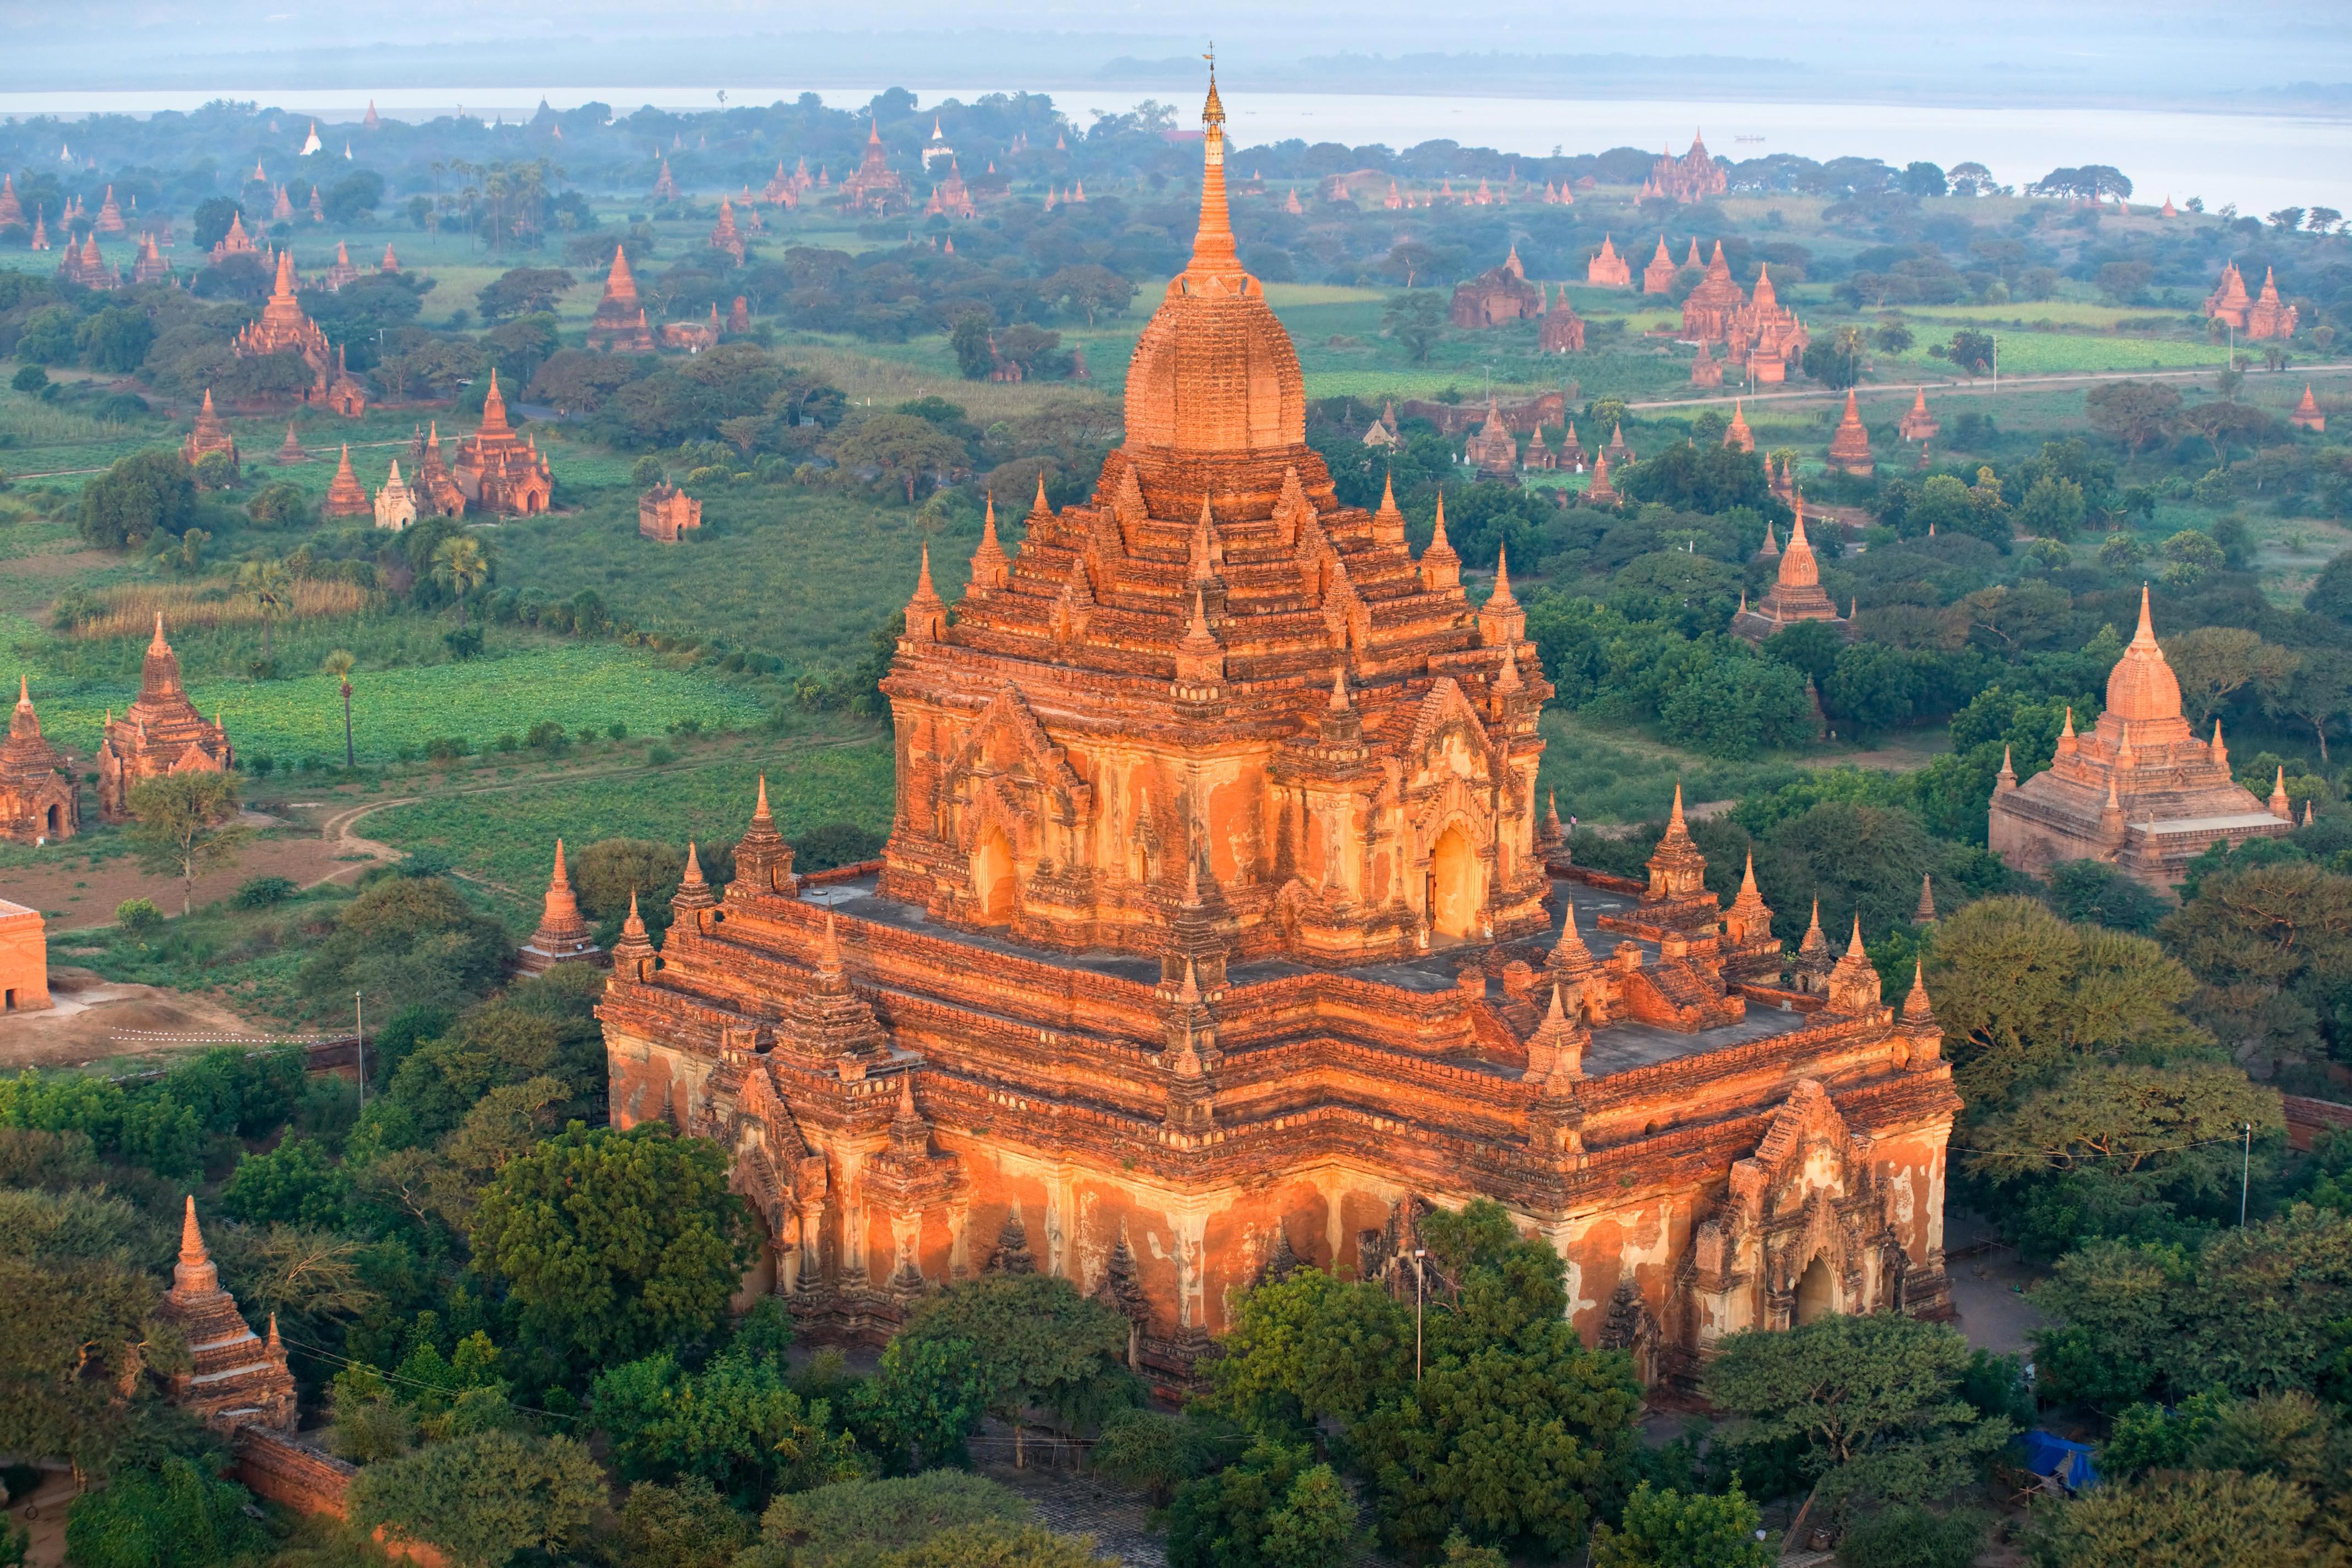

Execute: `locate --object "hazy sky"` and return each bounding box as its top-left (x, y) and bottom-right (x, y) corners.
top-left (8, 0), bottom-right (2349, 104)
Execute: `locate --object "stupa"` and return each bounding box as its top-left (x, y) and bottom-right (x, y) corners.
top-left (1730, 502), bottom-right (1850, 643)
top-left (1989, 588), bottom-right (2294, 886)
top-left (518, 840), bottom-right (605, 973)
top-left (1540, 288), bottom-right (1586, 352)
top-left (1642, 235), bottom-right (1677, 293)
top-left (154, 1199), bottom-right (296, 1431)
top-left (585, 245), bottom-right (657, 352)
top-left (182, 389), bottom-right (240, 469)
top-left (1898, 387), bottom-right (1940, 443)
top-left (1827, 390), bottom-right (1875, 476)
top-left (322, 445), bottom-right (371, 516)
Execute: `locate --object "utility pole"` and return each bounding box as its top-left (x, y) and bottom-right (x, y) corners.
top-left (355, 990), bottom-right (366, 1111)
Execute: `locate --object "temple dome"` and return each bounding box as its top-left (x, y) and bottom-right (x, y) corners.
top-left (2105, 586), bottom-right (2183, 723)
top-left (1120, 75), bottom-right (1306, 461)
top-left (1777, 509), bottom-right (1820, 589)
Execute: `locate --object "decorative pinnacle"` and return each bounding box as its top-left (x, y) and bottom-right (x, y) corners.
top-left (1329, 662), bottom-right (1351, 711)
top-left (179, 1194), bottom-right (206, 1263)
top-left (1845, 913), bottom-right (1866, 957)
top-left (551, 837), bottom-right (570, 888)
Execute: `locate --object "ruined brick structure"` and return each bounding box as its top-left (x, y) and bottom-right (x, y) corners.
top-left (1449, 246), bottom-right (1542, 327)
top-left (640, 482), bottom-right (703, 542)
top-left (2, 678), bottom-right (79, 846)
top-left (1462, 398), bottom-right (1520, 478)
top-left (1989, 589), bottom-right (2291, 887)
top-left (96, 617), bottom-right (233, 820)
top-left (1540, 289), bottom-right (1586, 352)
top-left (602, 76), bottom-right (1955, 1389)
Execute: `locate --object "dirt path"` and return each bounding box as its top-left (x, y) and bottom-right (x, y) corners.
top-left (0, 967), bottom-right (273, 1074)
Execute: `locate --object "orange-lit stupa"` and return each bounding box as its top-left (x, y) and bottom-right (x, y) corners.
top-left (1989, 587), bottom-right (2293, 885)
top-left (601, 73), bottom-right (1956, 1388)
top-left (1731, 500), bottom-right (1849, 643)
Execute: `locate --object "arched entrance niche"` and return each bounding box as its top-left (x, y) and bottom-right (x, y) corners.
top-left (1794, 1255), bottom-right (1836, 1325)
top-left (972, 827), bottom-right (1016, 924)
top-left (1428, 824), bottom-right (1482, 939)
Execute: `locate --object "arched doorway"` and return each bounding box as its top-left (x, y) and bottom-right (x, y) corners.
top-left (972, 828), bottom-right (1016, 924)
top-left (46, 804), bottom-right (61, 836)
top-left (1795, 1255), bottom-right (1836, 1325)
top-left (1428, 825), bottom-right (1481, 939)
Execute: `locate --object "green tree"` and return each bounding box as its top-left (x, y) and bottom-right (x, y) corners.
top-left (612, 1478), bottom-right (755, 1568)
top-left (950, 313), bottom-right (994, 380)
top-left (78, 306), bottom-right (155, 373)
top-left (592, 1346), bottom-right (861, 1504)
top-left (2086, 380), bottom-right (2182, 454)
top-left (1169, 1439), bottom-right (1361, 1568)
top-left (2016, 475), bottom-right (2087, 540)
top-left (1833, 1506), bottom-right (1985, 1568)
top-left (1589, 1482), bottom-right (1772, 1568)
top-left (858, 1332), bottom-right (992, 1471)
top-left (323, 649), bottom-right (357, 767)
top-left (1948, 330), bottom-right (1995, 377)
top-left (871, 1521), bottom-right (1114, 1567)
top-left (470, 1122), bottom-right (752, 1369)
top-left (1042, 264), bottom-right (1136, 325)
top-left (0, 1253), bottom-right (172, 1472)
top-left (826, 413), bottom-right (968, 503)
top-left (2028, 1468), bottom-right (2328, 1567)
top-left (574, 838), bottom-right (688, 921)
top-left (298, 874), bottom-right (514, 1019)
top-left (1925, 897), bottom-right (2205, 1108)
top-left (64, 1460), bottom-right (263, 1568)
top-left (349, 1429), bottom-right (605, 1568)
top-left (1384, 291), bottom-right (1445, 362)
top-left (79, 449), bottom-right (198, 549)
top-left (2304, 551), bottom-right (2352, 624)
top-left (125, 772), bottom-right (251, 916)
top-left (901, 1275), bottom-right (1141, 1467)
top-left (2165, 627), bottom-right (2298, 727)
top-left (433, 533), bottom-right (493, 633)
top-left (2163, 861), bottom-right (2352, 1064)
top-left (237, 556), bottom-right (293, 664)
top-left (1208, 1267), bottom-right (1412, 1431)
top-left (1703, 1313), bottom-right (2015, 1507)
top-left (751, 1471), bottom-right (1029, 1568)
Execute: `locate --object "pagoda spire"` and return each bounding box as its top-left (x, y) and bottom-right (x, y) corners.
top-left (1184, 58), bottom-right (1243, 284)
top-left (967, 493), bottom-right (1010, 595)
top-left (904, 543), bottom-right (948, 640)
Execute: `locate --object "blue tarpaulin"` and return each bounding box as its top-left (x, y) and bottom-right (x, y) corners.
top-left (2017, 1430), bottom-right (2101, 1490)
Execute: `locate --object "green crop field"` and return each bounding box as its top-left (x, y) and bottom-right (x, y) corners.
top-left (25, 642), bottom-right (772, 765)
top-left (1880, 333), bottom-right (2226, 378)
top-left (362, 734), bottom-right (894, 900)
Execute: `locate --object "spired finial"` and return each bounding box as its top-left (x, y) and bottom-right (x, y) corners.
top-left (1329, 662), bottom-right (1351, 711)
top-left (2135, 582), bottom-right (2157, 645)
top-left (1669, 779), bottom-right (1686, 827)
top-left (180, 1193), bottom-right (206, 1262)
top-left (1846, 912), bottom-right (1866, 957)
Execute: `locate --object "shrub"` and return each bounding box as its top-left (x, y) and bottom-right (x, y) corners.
top-left (231, 875), bottom-right (297, 910)
top-left (10, 364), bottom-right (47, 393)
top-left (1835, 1506), bottom-right (1986, 1568)
top-left (115, 898), bottom-right (164, 934)
top-left (64, 1459), bottom-right (263, 1568)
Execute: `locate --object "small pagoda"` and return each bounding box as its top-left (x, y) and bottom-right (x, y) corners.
top-left (1898, 387), bottom-right (1939, 443)
top-left (1463, 398), bottom-right (1520, 477)
top-left (1540, 288), bottom-right (1586, 352)
top-left (155, 1199), bottom-right (296, 1432)
top-left (1642, 236), bottom-right (1676, 294)
top-left (1730, 503), bottom-right (1850, 644)
top-left (182, 389), bottom-right (240, 470)
top-left (322, 445), bottom-right (371, 516)
top-left (1724, 400), bottom-right (1755, 453)
top-left (0, 677), bottom-right (79, 845)
top-left (708, 199), bottom-right (745, 265)
top-left (639, 482), bottom-right (702, 542)
top-left (517, 840), bottom-right (605, 973)
top-left (2291, 385), bottom-right (2326, 433)
top-left (585, 245), bottom-right (656, 352)
top-left (1827, 390), bottom-right (1875, 476)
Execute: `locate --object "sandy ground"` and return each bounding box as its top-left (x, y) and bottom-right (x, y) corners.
top-left (1944, 1210), bottom-right (2050, 1358)
top-left (0, 967), bottom-right (274, 1073)
top-left (0, 803), bottom-right (402, 931)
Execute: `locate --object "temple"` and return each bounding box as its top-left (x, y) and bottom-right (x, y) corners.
top-left (1, 678), bottom-right (78, 845)
top-left (154, 1199), bottom-right (297, 1433)
top-left (600, 73), bottom-right (1956, 1390)
top-left (1898, 388), bottom-right (1940, 444)
top-left (1988, 589), bottom-right (2293, 886)
top-left (1651, 133), bottom-right (1727, 203)
top-left (373, 461), bottom-right (417, 531)
top-left (1727, 266), bottom-right (1807, 382)
top-left (586, 245), bottom-right (657, 353)
top-left (1730, 504), bottom-right (1850, 644)
top-left (709, 199), bottom-right (746, 265)
top-left (451, 372), bottom-right (553, 516)
top-left (1540, 288), bottom-right (1586, 352)
top-left (925, 162), bottom-right (980, 220)
top-left (841, 118), bottom-right (909, 213)
top-left (235, 250), bottom-right (362, 412)
top-left (1679, 242), bottom-right (1745, 343)
top-left (96, 617), bottom-right (234, 819)
top-left (1642, 236), bottom-right (1677, 294)
top-left (2292, 385), bottom-right (2326, 433)
top-left (640, 481), bottom-right (703, 542)
top-left (2206, 262), bottom-right (2297, 339)
top-left (182, 389), bottom-right (239, 469)
top-left (1587, 235), bottom-right (1631, 288)
top-left (1450, 246), bottom-right (1542, 326)
top-left (323, 445), bottom-right (371, 517)
top-left (1463, 400), bottom-right (1520, 476)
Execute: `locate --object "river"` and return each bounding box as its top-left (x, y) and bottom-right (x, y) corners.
top-left (4, 85), bottom-right (2345, 215)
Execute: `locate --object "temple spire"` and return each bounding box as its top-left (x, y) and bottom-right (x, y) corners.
top-left (1185, 59), bottom-right (1243, 281)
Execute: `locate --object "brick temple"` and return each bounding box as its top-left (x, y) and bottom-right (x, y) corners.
top-left (1989, 589), bottom-right (2291, 886)
top-left (1731, 502), bottom-right (1850, 644)
top-left (601, 75), bottom-right (1956, 1388)
top-left (96, 617), bottom-right (233, 820)
top-left (0, 677), bottom-right (78, 845)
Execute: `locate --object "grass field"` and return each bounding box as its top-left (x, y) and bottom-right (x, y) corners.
top-left (1882, 334), bottom-right (2228, 377)
top-left (26, 642), bottom-right (772, 765)
top-left (1536, 710), bottom-right (1810, 823)
top-left (361, 731), bottom-right (895, 901)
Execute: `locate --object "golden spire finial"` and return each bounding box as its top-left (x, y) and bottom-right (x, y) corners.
top-left (1185, 51), bottom-right (1240, 279)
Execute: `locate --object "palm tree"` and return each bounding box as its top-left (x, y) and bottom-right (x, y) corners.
top-left (237, 557), bottom-right (293, 664)
top-left (323, 649), bottom-right (356, 767)
top-left (432, 535), bottom-right (492, 632)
